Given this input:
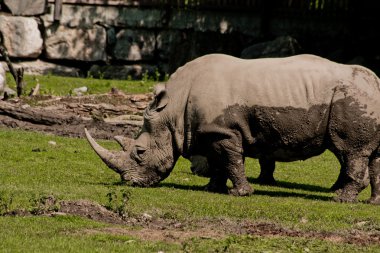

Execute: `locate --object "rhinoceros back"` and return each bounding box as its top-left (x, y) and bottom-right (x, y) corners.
top-left (185, 55), bottom-right (344, 114)
top-left (166, 54), bottom-right (380, 160)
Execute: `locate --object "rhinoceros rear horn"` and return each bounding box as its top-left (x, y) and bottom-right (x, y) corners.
top-left (84, 128), bottom-right (127, 175)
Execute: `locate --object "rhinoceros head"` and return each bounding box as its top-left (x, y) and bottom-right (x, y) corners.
top-left (85, 84), bottom-right (178, 187)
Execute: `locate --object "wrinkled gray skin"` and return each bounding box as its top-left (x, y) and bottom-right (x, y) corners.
top-left (86, 54), bottom-right (380, 204)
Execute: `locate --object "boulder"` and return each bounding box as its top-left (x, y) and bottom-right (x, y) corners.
top-left (4, 0), bottom-right (46, 16)
top-left (241, 36), bottom-right (302, 59)
top-left (112, 29), bottom-right (156, 61)
top-left (45, 25), bottom-right (106, 61)
top-left (0, 16), bottom-right (43, 58)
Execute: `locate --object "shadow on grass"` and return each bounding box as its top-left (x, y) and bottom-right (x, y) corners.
top-left (159, 182), bottom-right (332, 202)
top-left (248, 177), bottom-right (332, 193)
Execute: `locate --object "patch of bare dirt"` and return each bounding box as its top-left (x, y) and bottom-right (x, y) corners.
top-left (0, 92), bottom-right (152, 139)
top-left (66, 201), bottom-right (380, 246)
top-left (6, 199), bottom-right (380, 246)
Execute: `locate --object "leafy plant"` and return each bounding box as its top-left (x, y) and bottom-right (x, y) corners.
top-left (0, 191), bottom-right (13, 215)
top-left (29, 194), bottom-right (59, 215)
top-left (105, 189), bottom-right (131, 219)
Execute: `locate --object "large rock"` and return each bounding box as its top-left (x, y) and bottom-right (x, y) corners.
top-left (42, 5), bottom-right (165, 29)
top-left (0, 16), bottom-right (43, 58)
top-left (241, 36), bottom-right (302, 59)
top-left (45, 25), bottom-right (106, 61)
top-left (112, 29), bottom-right (156, 61)
top-left (4, 0), bottom-right (46, 16)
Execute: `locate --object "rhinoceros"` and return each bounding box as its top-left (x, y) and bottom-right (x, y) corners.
top-left (85, 54), bottom-right (380, 204)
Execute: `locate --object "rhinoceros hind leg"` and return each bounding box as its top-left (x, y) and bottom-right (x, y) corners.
top-left (258, 158), bottom-right (277, 185)
top-left (333, 155), bottom-right (369, 203)
top-left (367, 156), bottom-right (380, 204)
top-left (330, 167), bottom-right (347, 192)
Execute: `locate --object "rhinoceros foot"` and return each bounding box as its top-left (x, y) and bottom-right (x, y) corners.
top-left (332, 184), bottom-right (359, 203)
top-left (366, 196), bottom-right (380, 205)
top-left (228, 184), bottom-right (254, 196)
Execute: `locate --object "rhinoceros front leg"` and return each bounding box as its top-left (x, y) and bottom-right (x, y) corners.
top-left (367, 157), bottom-right (380, 204)
top-left (258, 158), bottom-right (277, 185)
top-left (333, 155), bottom-right (370, 203)
top-left (206, 139), bottom-right (253, 196)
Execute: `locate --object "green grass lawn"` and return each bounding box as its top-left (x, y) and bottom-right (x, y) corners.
top-left (1, 74), bottom-right (380, 252)
top-left (6, 73), bottom-right (155, 95)
top-left (0, 128), bottom-right (380, 252)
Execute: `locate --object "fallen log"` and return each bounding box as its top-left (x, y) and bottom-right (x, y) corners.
top-left (0, 93), bottom-right (151, 139)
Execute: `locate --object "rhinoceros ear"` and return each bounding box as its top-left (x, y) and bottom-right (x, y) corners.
top-left (150, 83), bottom-right (168, 111)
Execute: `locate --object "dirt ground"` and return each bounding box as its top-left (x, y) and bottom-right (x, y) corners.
top-left (5, 198), bottom-right (380, 246)
top-left (58, 200), bottom-right (380, 246)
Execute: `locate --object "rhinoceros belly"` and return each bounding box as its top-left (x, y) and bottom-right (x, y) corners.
top-left (244, 103), bottom-right (330, 161)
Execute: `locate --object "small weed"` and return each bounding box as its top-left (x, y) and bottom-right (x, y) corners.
top-left (141, 70), bottom-right (150, 84)
top-left (29, 194), bottom-right (59, 215)
top-left (154, 68), bottom-right (161, 81)
top-left (86, 71), bottom-right (94, 79)
top-left (0, 192), bottom-right (14, 215)
top-left (98, 71), bottom-right (105, 80)
top-left (105, 189), bottom-right (132, 219)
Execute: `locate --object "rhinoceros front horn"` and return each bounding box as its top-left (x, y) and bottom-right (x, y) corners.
top-left (84, 128), bottom-right (127, 175)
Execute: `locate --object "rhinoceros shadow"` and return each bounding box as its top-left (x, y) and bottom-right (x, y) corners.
top-left (247, 177), bottom-right (331, 193)
top-left (159, 182), bottom-right (332, 202)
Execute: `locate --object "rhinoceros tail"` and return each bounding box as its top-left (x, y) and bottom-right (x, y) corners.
top-left (84, 128), bottom-right (126, 175)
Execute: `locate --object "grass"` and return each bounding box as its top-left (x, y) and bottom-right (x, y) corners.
top-left (0, 128), bottom-right (380, 252)
top-left (1, 74), bottom-right (380, 252)
top-left (5, 73), bottom-right (155, 95)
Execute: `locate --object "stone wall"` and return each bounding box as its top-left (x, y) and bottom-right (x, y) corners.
top-left (0, 0), bottom-right (379, 79)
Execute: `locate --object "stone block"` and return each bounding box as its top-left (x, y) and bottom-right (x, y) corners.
top-left (42, 5), bottom-right (166, 29)
top-left (112, 29), bottom-right (156, 61)
top-left (0, 16), bottom-right (43, 58)
top-left (4, 0), bottom-right (46, 16)
top-left (45, 25), bottom-right (106, 61)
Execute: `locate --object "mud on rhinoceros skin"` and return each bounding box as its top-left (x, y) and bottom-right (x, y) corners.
top-left (190, 97), bottom-right (380, 201)
top-left (189, 98), bottom-right (379, 191)
top-left (85, 53), bottom-right (380, 204)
